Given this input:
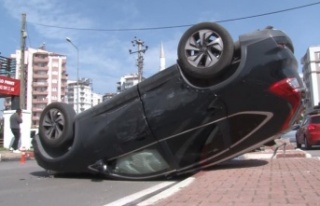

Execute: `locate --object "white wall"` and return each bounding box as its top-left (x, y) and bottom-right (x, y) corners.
top-left (3, 110), bottom-right (32, 149)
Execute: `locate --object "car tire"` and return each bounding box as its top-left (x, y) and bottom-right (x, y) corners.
top-left (296, 140), bottom-right (301, 149)
top-left (39, 102), bottom-right (76, 148)
top-left (304, 137), bottom-right (311, 150)
top-left (177, 22), bottom-right (234, 80)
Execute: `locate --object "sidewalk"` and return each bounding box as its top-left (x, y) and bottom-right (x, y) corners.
top-left (150, 158), bottom-right (320, 206)
top-left (143, 145), bottom-right (318, 206)
top-left (0, 149), bottom-right (34, 161)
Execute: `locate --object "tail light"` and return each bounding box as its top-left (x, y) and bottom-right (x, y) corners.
top-left (308, 124), bottom-right (316, 131)
top-left (268, 78), bottom-right (303, 130)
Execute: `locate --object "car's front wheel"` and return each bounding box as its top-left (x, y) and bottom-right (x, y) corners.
top-left (304, 136), bottom-right (311, 150)
top-left (296, 140), bottom-right (301, 149)
top-left (39, 102), bottom-right (76, 148)
top-left (177, 22), bottom-right (234, 80)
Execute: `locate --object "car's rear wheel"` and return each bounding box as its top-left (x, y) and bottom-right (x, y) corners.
top-left (177, 22), bottom-right (234, 80)
top-left (304, 136), bottom-right (311, 150)
top-left (39, 102), bottom-right (76, 148)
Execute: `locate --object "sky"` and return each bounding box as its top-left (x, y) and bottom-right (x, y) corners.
top-left (0, 0), bottom-right (320, 96)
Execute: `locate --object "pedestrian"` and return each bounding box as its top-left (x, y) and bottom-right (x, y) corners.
top-left (10, 109), bottom-right (23, 153)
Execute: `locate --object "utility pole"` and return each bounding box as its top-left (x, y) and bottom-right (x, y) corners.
top-left (66, 37), bottom-right (80, 113)
top-left (129, 37), bottom-right (148, 83)
top-left (19, 13), bottom-right (27, 110)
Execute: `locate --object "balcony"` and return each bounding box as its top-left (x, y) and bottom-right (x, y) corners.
top-left (62, 75), bottom-right (68, 80)
top-left (32, 90), bottom-right (47, 95)
top-left (32, 116), bottom-right (40, 121)
top-left (32, 99), bottom-right (48, 104)
top-left (32, 107), bottom-right (44, 112)
top-left (33, 82), bottom-right (48, 87)
top-left (33, 66), bottom-right (48, 71)
top-left (33, 56), bottom-right (48, 63)
top-left (33, 73), bottom-right (48, 79)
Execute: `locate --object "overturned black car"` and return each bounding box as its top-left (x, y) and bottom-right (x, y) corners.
top-left (33, 22), bottom-right (305, 180)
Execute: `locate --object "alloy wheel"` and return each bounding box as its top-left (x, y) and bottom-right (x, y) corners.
top-left (42, 108), bottom-right (65, 141)
top-left (184, 29), bottom-right (224, 68)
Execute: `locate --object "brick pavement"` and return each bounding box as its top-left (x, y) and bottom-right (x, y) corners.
top-left (152, 158), bottom-right (320, 206)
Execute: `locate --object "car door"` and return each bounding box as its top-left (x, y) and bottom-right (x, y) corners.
top-left (77, 85), bottom-right (157, 162)
top-left (138, 65), bottom-right (229, 169)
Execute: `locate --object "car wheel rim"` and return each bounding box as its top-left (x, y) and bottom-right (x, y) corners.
top-left (184, 29), bottom-right (224, 68)
top-left (42, 109), bottom-right (65, 141)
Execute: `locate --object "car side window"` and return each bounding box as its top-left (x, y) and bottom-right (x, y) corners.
top-left (311, 116), bottom-right (320, 123)
top-left (110, 148), bottom-right (170, 176)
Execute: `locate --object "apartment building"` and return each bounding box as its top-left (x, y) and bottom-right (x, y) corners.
top-left (102, 93), bottom-right (117, 101)
top-left (91, 92), bottom-right (103, 106)
top-left (9, 47), bottom-right (68, 127)
top-left (67, 78), bottom-right (103, 113)
top-left (301, 46), bottom-right (320, 113)
top-left (116, 74), bottom-right (140, 93)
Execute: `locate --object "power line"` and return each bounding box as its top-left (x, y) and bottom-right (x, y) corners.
top-left (217, 1), bottom-right (320, 23)
top-left (31, 1), bottom-right (320, 32)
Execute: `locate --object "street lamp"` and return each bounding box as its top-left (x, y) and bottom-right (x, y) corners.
top-left (66, 37), bottom-right (80, 113)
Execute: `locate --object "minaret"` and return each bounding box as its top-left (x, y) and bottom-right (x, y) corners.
top-left (159, 42), bottom-right (166, 71)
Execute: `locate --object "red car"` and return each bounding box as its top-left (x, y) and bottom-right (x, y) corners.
top-left (296, 114), bottom-right (320, 149)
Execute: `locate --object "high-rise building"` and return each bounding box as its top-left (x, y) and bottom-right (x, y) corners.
top-left (91, 92), bottom-right (103, 106)
top-left (301, 46), bottom-right (320, 112)
top-left (116, 74), bottom-right (140, 93)
top-left (9, 47), bottom-right (68, 127)
top-left (67, 78), bottom-right (102, 113)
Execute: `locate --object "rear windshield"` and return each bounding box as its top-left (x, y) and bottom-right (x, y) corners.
top-left (310, 116), bottom-right (320, 123)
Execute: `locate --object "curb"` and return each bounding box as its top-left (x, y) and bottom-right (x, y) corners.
top-left (237, 149), bottom-right (310, 160)
top-left (0, 151), bottom-right (35, 162)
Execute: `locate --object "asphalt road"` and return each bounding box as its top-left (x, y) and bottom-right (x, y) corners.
top-left (0, 161), bottom-right (177, 206)
top-left (303, 146), bottom-right (320, 158)
top-left (281, 130), bottom-right (320, 158)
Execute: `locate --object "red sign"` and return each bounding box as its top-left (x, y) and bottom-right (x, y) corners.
top-left (0, 76), bottom-right (20, 96)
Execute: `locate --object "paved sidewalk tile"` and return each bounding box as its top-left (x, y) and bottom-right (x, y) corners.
top-left (153, 158), bottom-right (320, 206)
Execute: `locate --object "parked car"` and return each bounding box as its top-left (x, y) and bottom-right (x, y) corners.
top-left (281, 126), bottom-right (299, 143)
top-left (32, 22), bottom-right (305, 180)
top-left (296, 114), bottom-right (320, 149)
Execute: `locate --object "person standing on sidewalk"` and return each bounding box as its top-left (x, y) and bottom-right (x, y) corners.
top-left (10, 109), bottom-right (23, 153)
